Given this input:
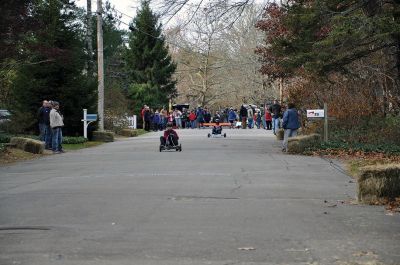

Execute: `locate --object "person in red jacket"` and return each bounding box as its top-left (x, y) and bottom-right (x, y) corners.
top-left (188, 111), bottom-right (197, 129)
top-left (265, 109), bottom-right (272, 130)
top-left (160, 123), bottom-right (179, 146)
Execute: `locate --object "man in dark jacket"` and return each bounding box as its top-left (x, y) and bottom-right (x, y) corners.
top-left (144, 106), bottom-right (151, 131)
top-left (38, 100), bottom-right (49, 141)
top-left (282, 102), bottom-right (300, 152)
top-left (270, 99), bottom-right (282, 135)
top-left (38, 100), bottom-right (52, 149)
top-left (240, 105), bottom-right (248, 129)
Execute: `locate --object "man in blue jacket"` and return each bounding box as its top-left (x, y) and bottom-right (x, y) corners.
top-left (282, 102), bottom-right (300, 152)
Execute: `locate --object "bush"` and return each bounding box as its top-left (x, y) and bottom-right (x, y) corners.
top-left (120, 129), bottom-right (138, 137)
top-left (0, 133), bottom-right (11, 143)
top-left (10, 137), bottom-right (44, 154)
top-left (358, 164), bottom-right (400, 203)
top-left (92, 131), bottom-right (114, 142)
top-left (316, 141), bottom-right (400, 155)
top-left (62, 136), bottom-right (88, 144)
top-left (288, 134), bottom-right (321, 154)
top-left (0, 143), bottom-right (6, 153)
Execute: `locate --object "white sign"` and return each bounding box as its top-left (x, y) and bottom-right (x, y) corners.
top-left (307, 109), bottom-right (325, 118)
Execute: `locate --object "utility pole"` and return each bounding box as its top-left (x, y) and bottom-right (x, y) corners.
top-left (324, 103), bottom-right (328, 143)
top-left (97, 0), bottom-right (104, 131)
top-left (86, 0), bottom-right (94, 74)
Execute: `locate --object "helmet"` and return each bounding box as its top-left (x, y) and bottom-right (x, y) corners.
top-left (166, 122), bottom-right (173, 128)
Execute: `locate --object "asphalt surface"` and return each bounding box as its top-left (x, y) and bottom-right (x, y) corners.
top-left (0, 129), bottom-right (399, 265)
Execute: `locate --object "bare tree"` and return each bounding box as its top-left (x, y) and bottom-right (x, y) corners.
top-left (154, 0), bottom-right (268, 28)
top-left (166, 3), bottom-right (276, 109)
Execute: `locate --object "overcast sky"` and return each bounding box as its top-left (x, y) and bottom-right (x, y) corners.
top-left (75, 0), bottom-right (141, 29)
top-left (75, 0), bottom-right (269, 30)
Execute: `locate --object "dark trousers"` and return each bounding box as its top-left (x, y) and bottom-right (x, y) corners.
top-left (45, 125), bottom-right (52, 148)
top-left (266, 121), bottom-right (272, 130)
top-left (144, 120), bottom-right (150, 131)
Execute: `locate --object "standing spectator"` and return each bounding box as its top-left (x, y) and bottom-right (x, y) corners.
top-left (181, 108), bottom-right (188, 129)
top-left (38, 100), bottom-right (49, 141)
top-left (189, 110), bottom-right (196, 129)
top-left (220, 109), bottom-right (227, 123)
top-left (152, 110), bottom-right (161, 131)
top-left (228, 107), bottom-right (237, 128)
top-left (265, 108), bottom-right (272, 130)
top-left (140, 105), bottom-right (147, 129)
top-left (173, 109), bottom-right (182, 128)
top-left (255, 111), bottom-right (262, 129)
top-left (247, 106), bottom-right (254, 129)
top-left (213, 111), bottom-right (221, 122)
top-left (49, 101), bottom-right (64, 154)
top-left (261, 104), bottom-right (266, 129)
top-left (160, 108), bottom-right (167, 130)
top-left (240, 105), bottom-right (248, 129)
top-left (204, 108), bottom-right (212, 123)
top-left (270, 99), bottom-right (282, 135)
top-left (144, 106), bottom-right (151, 131)
top-left (168, 111), bottom-right (174, 124)
top-left (282, 102), bottom-right (301, 152)
top-left (196, 107), bottom-right (205, 128)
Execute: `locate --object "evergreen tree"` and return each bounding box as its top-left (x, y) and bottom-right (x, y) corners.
top-left (11, 0), bottom-right (96, 134)
top-left (126, 1), bottom-right (176, 113)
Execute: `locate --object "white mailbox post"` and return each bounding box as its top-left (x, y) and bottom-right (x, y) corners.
top-left (82, 109), bottom-right (97, 139)
top-left (307, 103), bottom-right (329, 142)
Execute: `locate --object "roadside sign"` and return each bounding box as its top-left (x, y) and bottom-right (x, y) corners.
top-left (82, 109), bottom-right (97, 138)
top-left (86, 114), bottom-right (97, 121)
top-left (307, 109), bottom-right (325, 118)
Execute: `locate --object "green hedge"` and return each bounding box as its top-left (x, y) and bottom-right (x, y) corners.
top-left (316, 141), bottom-right (400, 155)
top-left (63, 136), bottom-right (87, 144)
top-left (92, 131), bottom-right (114, 142)
top-left (0, 133), bottom-right (11, 143)
top-left (0, 133), bottom-right (87, 145)
top-left (0, 143), bottom-right (6, 153)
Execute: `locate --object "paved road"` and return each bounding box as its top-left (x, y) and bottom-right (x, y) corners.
top-left (0, 129), bottom-right (399, 265)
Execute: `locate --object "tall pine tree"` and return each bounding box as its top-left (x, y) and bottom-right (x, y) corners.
top-left (126, 1), bottom-right (176, 113)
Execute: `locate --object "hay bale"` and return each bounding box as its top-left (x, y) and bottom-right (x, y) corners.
top-left (287, 133), bottom-right (321, 154)
top-left (92, 131), bottom-right (114, 142)
top-left (120, 129), bottom-right (138, 137)
top-left (358, 164), bottom-right (400, 203)
top-left (276, 129), bottom-right (284, 140)
top-left (10, 137), bottom-right (44, 154)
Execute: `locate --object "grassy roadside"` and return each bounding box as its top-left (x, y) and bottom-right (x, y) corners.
top-left (0, 148), bottom-right (43, 165)
top-left (0, 141), bottom-right (104, 165)
top-left (63, 141), bottom-right (103, 150)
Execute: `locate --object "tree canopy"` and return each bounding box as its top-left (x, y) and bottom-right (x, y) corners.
top-left (126, 0), bottom-right (177, 112)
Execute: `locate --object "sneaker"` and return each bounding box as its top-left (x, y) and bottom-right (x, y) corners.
top-left (59, 149), bottom-right (65, 153)
top-left (53, 151), bottom-right (61, 154)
